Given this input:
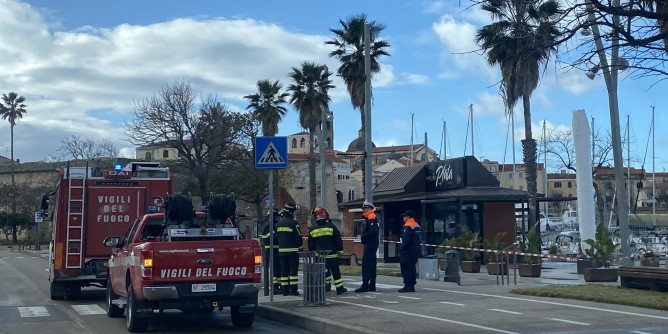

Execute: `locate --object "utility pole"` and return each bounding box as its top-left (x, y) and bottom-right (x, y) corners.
top-left (363, 23), bottom-right (373, 204)
top-left (320, 67), bottom-right (329, 210)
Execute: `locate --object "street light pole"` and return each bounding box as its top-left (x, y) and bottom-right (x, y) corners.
top-left (585, 0), bottom-right (631, 264)
top-left (363, 23), bottom-right (373, 204)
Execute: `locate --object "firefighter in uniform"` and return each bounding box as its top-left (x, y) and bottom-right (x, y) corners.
top-left (308, 207), bottom-right (347, 295)
top-left (261, 208), bottom-right (281, 293)
top-left (399, 210), bottom-right (422, 293)
top-left (355, 201), bottom-right (379, 293)
top-left (276, 203), bottom-right (302, 296)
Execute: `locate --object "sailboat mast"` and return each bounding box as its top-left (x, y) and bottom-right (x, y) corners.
top-left (543, 119), bottom-right (547, 217)
top-left (510, 110), bottom-right (517, 189)
top-left (440, 120), bottom-right (446, 160)
top-left (627, 114), bottom-right (631, 214)
top-left (652, 106), bottom-right (656, 224)
top-left (410, 113), bottom-right (414, 166)
top-left (470, 104), bottom-right (475, 157)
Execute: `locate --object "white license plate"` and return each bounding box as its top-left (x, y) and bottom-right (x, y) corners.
top-left (191, 283), bottom-right (216, 292)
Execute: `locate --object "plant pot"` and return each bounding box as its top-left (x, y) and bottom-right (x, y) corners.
top-left (640, 257), bottom-right (660, 267)
top-left (461, 261), bottom-right (481, 273)
top-left (584, 268), bottom-right (618, 282)
top-left (486, 262), bottom-right (508, 275)
top-left (518, 263), bottom-right (542, 277)
top-left (576, 258), bottom-right (603, 274)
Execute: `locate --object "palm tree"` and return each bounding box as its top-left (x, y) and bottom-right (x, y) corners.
top-left (326, 13), bottom-right (390, 135)
top-left (244, 79), bottom-right (289, 222)
top-left (244, 80), bottom-right (289, 137)
top-left (0, 92), bottom-right (27, 216)
top-left (475, 0), bottom-right (561, 236)
top-left (287, 62), bottom-right (334, 212)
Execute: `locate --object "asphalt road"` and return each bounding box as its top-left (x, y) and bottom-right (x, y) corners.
top-left (0, 247), bottom-right (314, 334)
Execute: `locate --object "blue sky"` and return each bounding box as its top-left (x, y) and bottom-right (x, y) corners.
top-left (1, 0), bottom-right (666, 173)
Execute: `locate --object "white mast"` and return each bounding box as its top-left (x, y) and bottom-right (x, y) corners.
top-left (627, 114), bottom-right (631, 214)
top-left (410, 113), bottom-right (414, 166)
top-left (470, 104), bottom-right (475, 157)
top-left (510, 109), bottom-right (517, 189)
top-left (652, 106), bottom-right (656, 224)
top-left (543, 119), bottom-right (547, 217)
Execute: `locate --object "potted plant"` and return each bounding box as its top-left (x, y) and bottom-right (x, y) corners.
top-left (516, 224), bottom-right (542, 277)
top-left (582, 223), bottom-right (620, 282)
top-left (485, 232), bottom-right (510, 275)
top-left (640, 250), bottom-right (659, 267)
top-left (436, 224), bottom-right (482, 273)
top-left (547, 244), bottom-right (559, 262)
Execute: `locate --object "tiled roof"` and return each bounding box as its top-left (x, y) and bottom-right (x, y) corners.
top-left (373, 164), bottom-right (424, 194)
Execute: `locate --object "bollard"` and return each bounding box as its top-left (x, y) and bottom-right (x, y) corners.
top-left (299, 251), bottom-right (329, 306)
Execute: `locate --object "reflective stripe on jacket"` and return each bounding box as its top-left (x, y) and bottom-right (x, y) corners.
top-left (308, 219), bottom-right (343, 258)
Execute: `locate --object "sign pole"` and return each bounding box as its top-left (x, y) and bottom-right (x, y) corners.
top-left (268, 170), bottom-right (274, 301)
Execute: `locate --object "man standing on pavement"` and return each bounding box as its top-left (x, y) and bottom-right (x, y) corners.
top-left (355, 201), bottom-right (379, 293)
top-left (276, 203), bottom-right (302, 296)
top-left (308, 207), bottom-right (347, 295)
top-left (261, 208), bottom-right (282, 294)
top-left (398, 210), bottom-right (421, 293)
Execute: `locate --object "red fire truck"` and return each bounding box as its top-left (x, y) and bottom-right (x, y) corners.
top-left (48, 161), bottom-right (172, 300)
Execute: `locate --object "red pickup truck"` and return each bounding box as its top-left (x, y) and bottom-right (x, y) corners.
top-left (103, 195), bottom-right (262, 332)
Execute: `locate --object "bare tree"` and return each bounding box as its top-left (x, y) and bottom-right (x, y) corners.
top-left (558, 0), bottom-right (668, 80)
top-left (543, 126), bottom-right (614, 175)
top-left (59, 135), bottom-right (119, 160)
top-left (124, 80), bottom-right (253, 197)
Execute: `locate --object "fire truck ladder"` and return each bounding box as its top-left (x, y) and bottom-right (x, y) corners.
top-left (65, 162), bottom-right (89, 269)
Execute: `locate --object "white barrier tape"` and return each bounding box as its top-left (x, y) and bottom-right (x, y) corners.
top-left (329, 236), bottom-right (642, 262)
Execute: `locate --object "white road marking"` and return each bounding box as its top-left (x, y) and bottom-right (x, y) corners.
top-left (397, 295), bottom-right (421, 300)
top-left (71, 304), bottom-right (106, 315)
top-left (490, 308), bottom-right (522, 315)
top-left (330, 299), bottom-right (520, 334)
top-left (32, 257), bottom-right (38, 258)
top-left (423, 288), bottom-right (668, 321)
top-left (368, 292), bottom-right (382, 295)
top-left (16, 257), bottom-right (24, 259)
top-left (630, 331), bottom-right (653, 334)
top-left (383, 300), bottom-right (399, 304)
top-left (549, 318), bottom-right (590, 326)
top-left (18, 306), bottom-right (50, 317)
top-left (439, 301), bottom-right (465, 306)
top-left (44, 269), bottom-right (49, 272)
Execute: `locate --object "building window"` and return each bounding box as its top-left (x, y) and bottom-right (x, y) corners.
top-left (292, 138), bottom-right (297, 148)
top-left (508, 173), bottom-right (513, 179)
top-left (348, 189), bottom-right (355, 201)
top-left (568, 181), bottom-right (572, 188)
top-left (518, 172), bottom-right (523, 178)
top-left (554, 182), bottom-right (562, 188)
top-left (162, 150), bottom-right (169, 158)
top-left (144, 152), bottom-right (152, 161)
top-left (300, 138), bottom-right (306, 148)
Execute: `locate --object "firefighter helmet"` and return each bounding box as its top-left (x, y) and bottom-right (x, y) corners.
top-left (312, 207), bottom-right (329, 220)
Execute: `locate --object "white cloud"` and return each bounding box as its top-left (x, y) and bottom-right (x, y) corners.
top-left (432, 14), bottom-right (496, 79)
top-left (401, 73), bottom-right (430, 85)
top-left (0, 0), bottom-right (403, 161)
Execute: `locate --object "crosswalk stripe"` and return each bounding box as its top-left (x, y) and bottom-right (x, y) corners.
top-left (18, 306), bottom-right (49, 317)
top-left (71, 304), bottom-right (106, 315)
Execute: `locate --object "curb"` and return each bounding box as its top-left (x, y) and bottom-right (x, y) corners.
top-left (256, 303), bottom-right (386, 334)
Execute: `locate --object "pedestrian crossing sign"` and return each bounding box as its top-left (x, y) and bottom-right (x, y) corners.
top-left (255, 136), bottom-right (288, 169)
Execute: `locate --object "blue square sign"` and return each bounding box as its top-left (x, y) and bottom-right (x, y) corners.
top-left (255, 136), bottom-right (288, 169)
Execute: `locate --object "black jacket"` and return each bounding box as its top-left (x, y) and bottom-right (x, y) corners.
top-left (308, 219), bottom-right (343, 258)
top-left (260, 223), bottom-right (278, 250)
top-left (400, 218), bottom-right (422, 258)
top-left (276, 215), bottom-right (303, 254)
top-left (360, 211), bottom-right (379, 245)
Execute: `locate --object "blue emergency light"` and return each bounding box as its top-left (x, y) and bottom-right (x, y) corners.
top-left (114, 163), bottom-right (123, 171)
top-left (200, 205), bottom-right (208, 212)
top-left (147, 206), bottom-right (158, 213)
